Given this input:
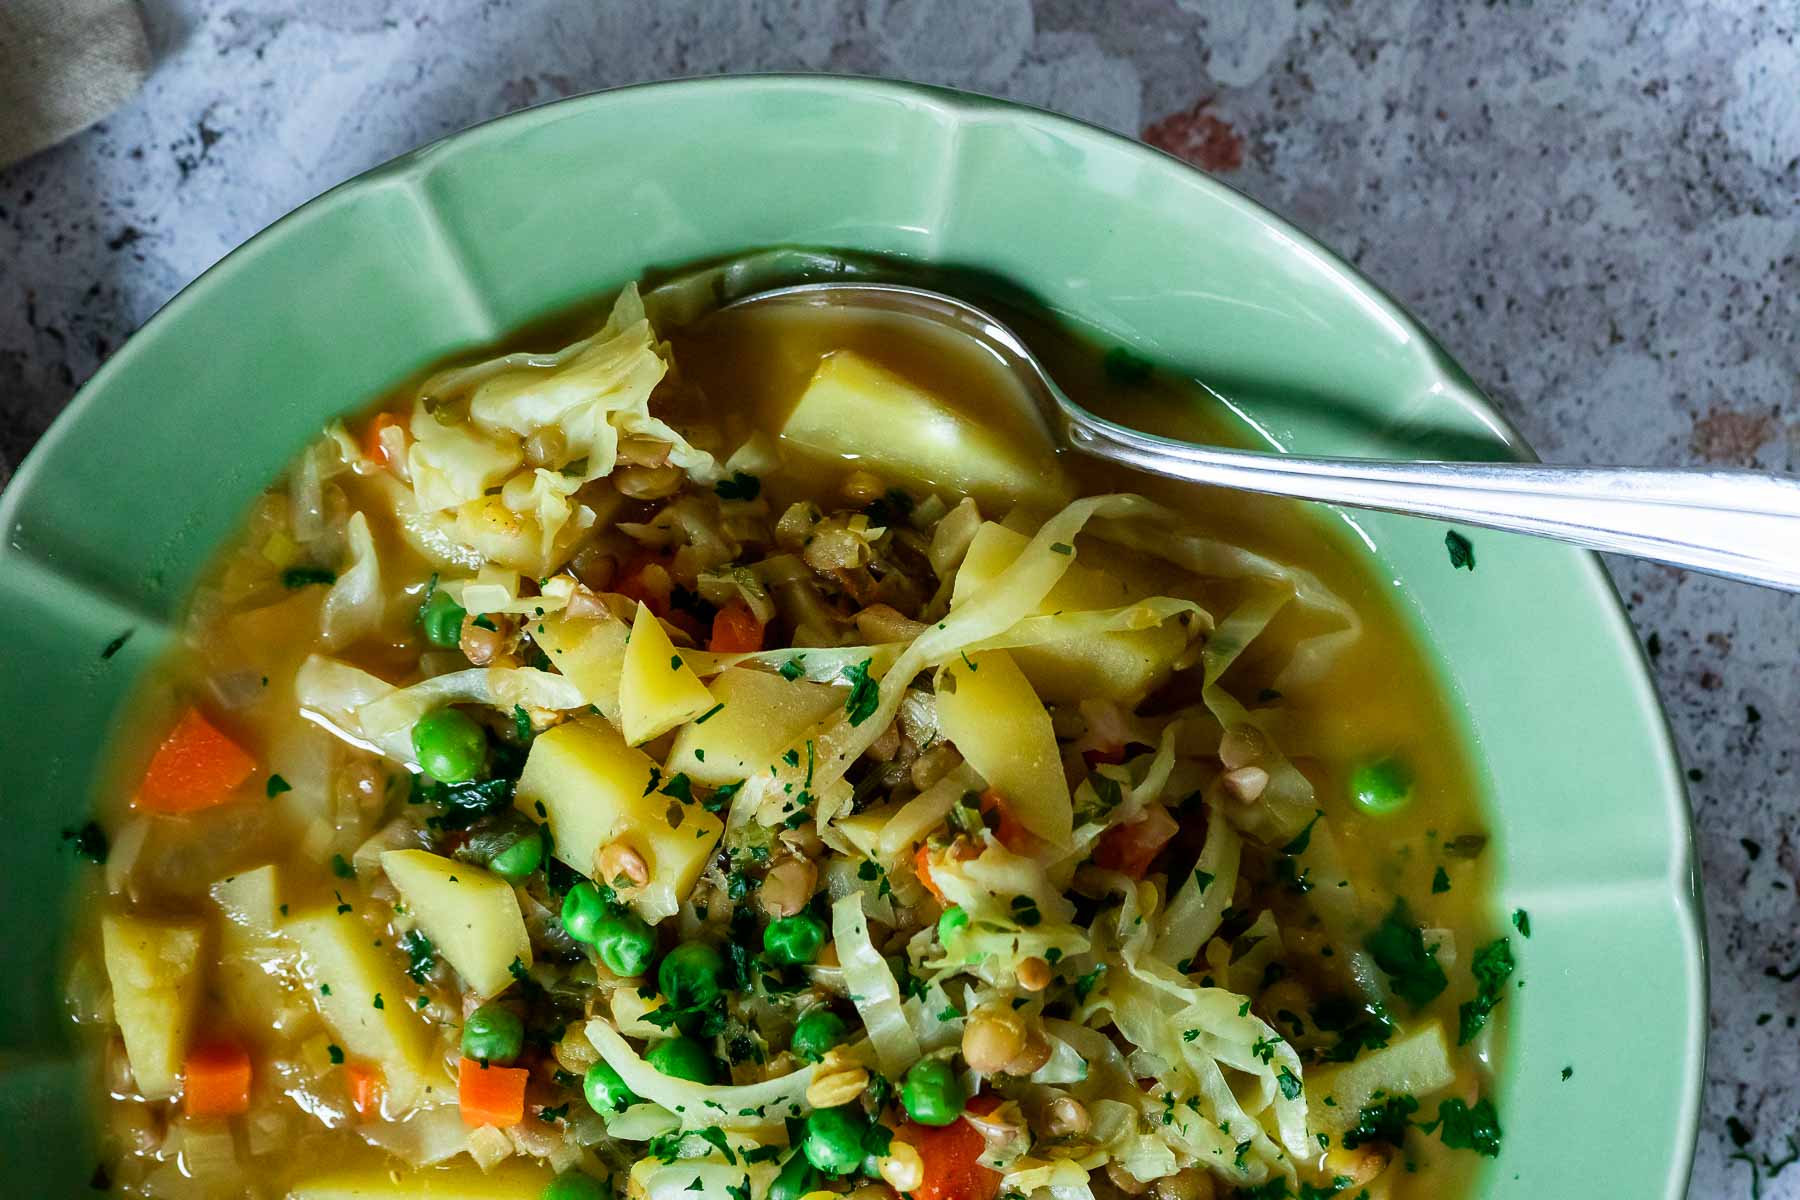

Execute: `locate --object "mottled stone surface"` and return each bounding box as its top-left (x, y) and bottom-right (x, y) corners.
top-left (2, 1), bottom-right (1796, 1194)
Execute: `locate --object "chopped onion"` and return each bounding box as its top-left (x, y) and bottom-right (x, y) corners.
top-left (104, 815), bottom-right (150, 897)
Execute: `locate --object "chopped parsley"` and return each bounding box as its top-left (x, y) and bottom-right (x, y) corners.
top-left (327, 1044), bottom-right (345, 1065)
top-left (695, 702), bottom-right (725, 724)
top-left (1431, 865), bottom-right (1451, 894)
top-left (715, 472), bottom-right (761, 501)
top-left (661, 773), bottom-right (695, 805)
top-left (1073, 964), bottom-right (1106, 1001)
top-left (1341, 1093), bottom-right (1418, 1150)
top-left (1511, 908), bottom-right (1532, 937)
top-left (399, 929), bottom-right (436, 984)
top-left (841, 658), bottom-right (879, 726)
top-left (512, 704), bottom-right (533, 744)
top-left (331, 854), bottom-right (356, 879)
top-left (1280, 809), bottom-right (1324, 856)
top-left (1365, 899), bottom-right (1448, 1007)
top-left (1425, 1097), bottom-right (1502, 1156)
top-left (282, 565), bottom-right (337, 588)
top-left (265, 774), bottom-right (292, 798)
top-left (1050, 542), bottom-right (1073, 555)
top-left (1193, 868), bottom-right (1216, 892)
top-left (778, 656), bottom-right (806, 681)
top-left (1457, 936), bottom-right (1516, 1044)
top-left (100, 629), bottom-right (133, 660)
top-left (1445, 529), bottom-right (1476, 571)
top-left (695, 1125), bottom-right (737, 1164)
top-left (60, 821), bottom-right (108, 864)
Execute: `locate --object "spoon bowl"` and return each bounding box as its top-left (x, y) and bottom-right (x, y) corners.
top-left (728, 280), bottom-right (1800, 592)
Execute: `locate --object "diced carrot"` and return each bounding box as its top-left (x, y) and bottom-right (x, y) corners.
top-left (708, 600), bottom-right (765, 654)
top-left (458, 1057), bottom-right (528, 1128)
top-left (362, 411), bottom-right (407, 468)
top-left (614, 554), bottom-right (670, 617)
top-left (900, 1104), bottom-right (1002, 1200)
top-left (138, 707), bottom-right (256, 814)
top-left (183, 1037), bottom-right (252, 1117)
top-left (1093, 803), bottom-right (1180, 879)
top-left (344, 1061), bottom-right (383, 1117)
top-left (914, 842), bottom-right (946, 903)
top-left (976, 789), bottom-right (1041, 856)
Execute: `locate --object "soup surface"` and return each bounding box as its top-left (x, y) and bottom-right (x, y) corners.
top-left (68, 268), bottom-right (1510, 1200)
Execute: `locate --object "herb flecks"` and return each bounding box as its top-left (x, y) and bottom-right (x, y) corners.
top-left (1457, 936), bottom-right (1516, 1044)
top-left (841, 659), bottom-right (879, 726)
top-left (1364, 899), bottom-right (1448, 1007)
top-left (1445, 530), bottom-right (1476, 571)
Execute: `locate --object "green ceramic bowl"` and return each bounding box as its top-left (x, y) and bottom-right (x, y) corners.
top-left (0, 77), bottom-right (1701, 1196)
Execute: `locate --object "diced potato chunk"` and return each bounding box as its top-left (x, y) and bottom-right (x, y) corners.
top-left (833, 803), bottom-right (898, 861)
top-left (380, 850), bottom-right (531, 999)
top-left (935, 649), bottom-right (1071, 848)
top-left (664, 668), bottom-right (842, 786)
top-left (1306, 1021), bottom-right (1456, 1134)
top-left (515, 719), bottom-right (723, 922)
top-left (285, 906), bottom-right (443, 1108)
top-left (533, 612), bottom-right (629, 719)
top-left (618, 603), bottom-right (717, 746)
top-left (100, 912), bottom-right (204, 1100)
top-left (951, 522), bottom-right (1188, 703)
top-left (782, 350), bottom-right (1070, 508)
top-left (290, 1160), bottom-right (555, 1198)
top-left (209, 866), bottom-right (303, 1033)
top-left (211, 864), bottom-right (281, 935)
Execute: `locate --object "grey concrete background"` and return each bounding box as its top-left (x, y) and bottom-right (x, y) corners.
top-left (1, 1), bottom-right (1794, 1195)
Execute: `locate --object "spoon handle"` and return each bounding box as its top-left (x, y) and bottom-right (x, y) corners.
top-left (1066, 411), bottom-right (1800, 591)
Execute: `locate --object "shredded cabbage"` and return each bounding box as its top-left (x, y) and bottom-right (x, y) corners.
top-left (831, 892), bottom-right (921, 1078)
top-left (584, 1017), bottom-right (836, 1133)
top-left (320, 511), bottom-right (382, 648)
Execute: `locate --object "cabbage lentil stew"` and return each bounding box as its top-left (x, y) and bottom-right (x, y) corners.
top-left (69, 273), bottom-right (1509, 1200)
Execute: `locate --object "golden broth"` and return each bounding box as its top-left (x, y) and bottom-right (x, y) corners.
top-left (72, 282), bottom-right (1502, 1200)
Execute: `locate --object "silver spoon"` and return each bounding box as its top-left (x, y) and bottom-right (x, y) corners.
top-left (726, 282), bottom-right (1800, 592)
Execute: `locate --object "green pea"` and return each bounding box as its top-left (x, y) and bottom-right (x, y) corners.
top-left (487, 827), bottom-right (544, 881)
top-left (420, 589), bottom-right (467, 648)
top-left (937, 905), bottom-right (969, 943)
top-left (657, 942), bottom-right (725, 1010)
top-left (412, 707), bottom-right (487, 783)
top-left (582, 1059), bottom-right (639, 1115)
top-left (561, 881), bottom-right (609, 945)
top-left (803, 1105), bottom-right (870, 1175)
top-left (1350, 756), bottom-right (1414, 816)
top-left (594, 912), bottom-right (657, 977)
top-left (541, 1174), bottom-right (607, 1200)
top-left (790, 1009), bottom-right (848, 1063)
top-left (460, 1003), bottom-right (524, 1064)
top-left (900, 1056), bottom-right (966, 1127)
top-left (763, 913), bottom-right (828, 965)
top-left (767, 1149), bottom-right (819, 1200)
top-left (644, 1035), bottom-right (716, 1083)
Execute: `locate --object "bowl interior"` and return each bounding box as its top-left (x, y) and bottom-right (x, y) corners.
top-left (0, 77), bottom-right (1700, 1197)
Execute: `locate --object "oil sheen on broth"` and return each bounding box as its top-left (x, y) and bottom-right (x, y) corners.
top-left (69, 282), bottom-right (1506, 1200)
